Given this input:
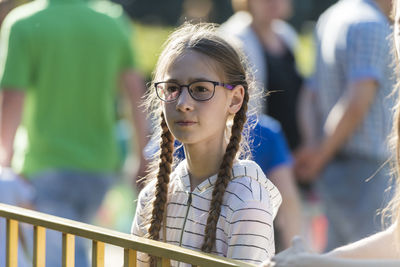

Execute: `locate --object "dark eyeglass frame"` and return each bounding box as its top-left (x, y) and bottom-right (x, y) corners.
top-left (154, 80), bottom-right (235, 102)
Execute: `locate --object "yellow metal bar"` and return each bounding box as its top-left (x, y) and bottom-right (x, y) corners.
top-left (34, 226), bottom-right (46, 267)
top-left (156, 257), bottom-right (171, 267)
top-left (123, 249), bottom-right (136, 267)
top-left (92, 240), bottom-right (105, 267)
top-left (0, 203), bottom-right (257, 267)
top-left (62, 233), bottom-right (75, 267)
top-left (6, 219), bottom-right (18, 267)
top-left (161, 257), bottom-right (171, 267)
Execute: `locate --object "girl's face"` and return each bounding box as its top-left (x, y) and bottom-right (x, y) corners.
top-left (161, 50), bottom-right (243, 147)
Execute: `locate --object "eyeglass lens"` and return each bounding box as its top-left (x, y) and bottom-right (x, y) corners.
top-left (156, 81), bottom-right (215, 101)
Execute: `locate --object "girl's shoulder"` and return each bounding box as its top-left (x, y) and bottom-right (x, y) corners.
top-left (231, 159), bottom-right (265, 182)
top-left (226, 160), bottom-right (281, 216)
top-left (138, 161), bottom-right (187, 202)
top-left (136, 180), bottom-right (155, 211)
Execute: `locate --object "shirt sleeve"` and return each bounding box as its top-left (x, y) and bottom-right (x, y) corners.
top-left (226, 199), bottom-right (275, 264)
top-left (131, 186), bottom-right (152, 266)
top-left (346, 22), bottom-right (391, 85)
top-left (131, 187), bottom-right (149, 237)
top-left (264, 128), bottom-right (293, 174)
top-left (252, 121), bottom-right (293, 174)
top-left (0, 19), bottom-right (31, 89)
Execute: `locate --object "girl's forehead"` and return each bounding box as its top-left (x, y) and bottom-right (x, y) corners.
top-left (161, 50), bottom-right (225, 81)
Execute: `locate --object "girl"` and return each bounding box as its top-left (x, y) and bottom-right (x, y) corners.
top-left (131, 23), bottom-right (281, 266)
top-left (263, 0), bottom-right (400, 266)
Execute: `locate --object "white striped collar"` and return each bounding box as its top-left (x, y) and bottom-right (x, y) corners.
top-left (174, 159), bottom-right (271, 193)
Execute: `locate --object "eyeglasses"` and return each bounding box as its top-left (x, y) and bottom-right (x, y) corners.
top-left (154, 80), bottom-right (234, 102)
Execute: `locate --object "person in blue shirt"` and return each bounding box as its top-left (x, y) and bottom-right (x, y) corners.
top-left (250, 114), bottom-right (302, 251)
top-left (251, 114), bottom-right (293, 174)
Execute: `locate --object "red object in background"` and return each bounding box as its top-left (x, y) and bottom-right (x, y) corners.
top-left (311, 213), bottom-right (328, 252)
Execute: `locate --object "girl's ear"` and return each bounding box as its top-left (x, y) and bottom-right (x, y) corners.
top-left (228, 85), bottom-right (245, 115)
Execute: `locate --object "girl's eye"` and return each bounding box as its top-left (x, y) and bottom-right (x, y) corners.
top-left (193, 86), bottom-right (209, 93)
top-left (191, 81), bottom-right (213, 93)
top-left (167, 85), bottom-right (179, 93)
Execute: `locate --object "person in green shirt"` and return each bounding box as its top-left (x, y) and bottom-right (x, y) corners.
top-left (0, 0), bottom-right (148, 266)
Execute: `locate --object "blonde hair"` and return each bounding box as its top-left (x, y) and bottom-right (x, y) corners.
top-left (387, 91), bottom-right (400, 240)
top-left (384, 0), bottom-right (400, 242)
top-left (140, 22), bottom-right (257, 262)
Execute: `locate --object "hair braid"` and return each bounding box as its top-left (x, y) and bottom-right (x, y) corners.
top-left (201, 89), bottom-right (249, 252)
top-left (148, 113), bottom-right (174, 241)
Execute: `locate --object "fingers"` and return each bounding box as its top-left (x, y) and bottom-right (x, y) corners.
top-left (260, 259), bottom-right (275, 267)
top-left (291, 236), bottom-right (307, 253)
top-left (272, 246), bottom-right (296, 262)
top-left (271, 236), bottom-right (308, 262)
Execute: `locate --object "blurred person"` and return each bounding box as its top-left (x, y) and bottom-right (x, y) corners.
top-left (294, 0), bottom-right (395, 251)
top-left (0, 0), bottom-right (148, 266)
top-left (179, 0), bottom-right (213, 24)
top-left (262, 1), bottom-right (400, 265)
top-left (0, 0), bottom-right (15, 28)
top-left (219, 0), bottom-right (304, 251)
top-left (0, 167), bottom-right (34, 267)
top-left (220, 0), bottom-right (303, 150)
top-left (249, 114), bottom-right (303, 251)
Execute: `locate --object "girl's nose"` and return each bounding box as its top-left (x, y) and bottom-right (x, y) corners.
top-left (176, 87), bottom-right (194, 111)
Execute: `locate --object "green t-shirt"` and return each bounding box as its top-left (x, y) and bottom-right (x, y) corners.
top-left (0, 0), bottom-right (135, 176)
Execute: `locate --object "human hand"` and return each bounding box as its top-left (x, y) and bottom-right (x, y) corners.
top-left (261, 237), bottom-right (313, 267)
top-left (294, 145), bottom-right (326, 182)
top-left (0, 167), bottom-right (35, 209)
top-left (0, 146), bottom-right (12, 167)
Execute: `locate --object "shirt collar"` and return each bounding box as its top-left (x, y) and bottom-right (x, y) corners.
top-left (175, 159), bottom-right (266, 193)
top-left (175, 160), bottom-right (217, 193)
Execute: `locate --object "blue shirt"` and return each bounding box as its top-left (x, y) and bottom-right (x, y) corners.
top-left (144, 114), bottom-right (292, 175)
top-left (250, 115), bottom-right (293, 174)
top-left (309, 0), bottom-right (395, 160)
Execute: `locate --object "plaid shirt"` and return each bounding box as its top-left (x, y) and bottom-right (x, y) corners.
top-left (309, 0), bottom-right (396, 160)
top-left (131, 160), bottom-right (281, 266)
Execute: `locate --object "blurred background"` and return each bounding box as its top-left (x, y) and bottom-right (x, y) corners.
top-left (94, 0), bottom-right (337, 241)
top-left (0, 0), bottom-right (339, 258)
top-left (114, 0), bottom-right (338, 79)
top-left (95, 0), bottom-right (338, 240)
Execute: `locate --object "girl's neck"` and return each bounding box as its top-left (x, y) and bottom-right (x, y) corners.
top-left (184, 137), bottom-right (227, 191)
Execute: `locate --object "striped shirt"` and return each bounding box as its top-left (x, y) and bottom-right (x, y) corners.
top-left (131, 160), bottom-right (281, 266)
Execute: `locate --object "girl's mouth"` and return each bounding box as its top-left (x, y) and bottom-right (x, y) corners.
top-left (176, 120), bottom-right (197, 126)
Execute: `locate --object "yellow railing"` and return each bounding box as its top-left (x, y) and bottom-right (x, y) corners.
top-left (0, 203), bottom-right (257, 267)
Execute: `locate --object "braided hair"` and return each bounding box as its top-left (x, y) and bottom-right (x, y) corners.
top-left (141, 22), bottom-right (257, 258)
top-left (202, 87), bottom-right (249, 252)
top-left (148, 113), bottom-right (174, 241)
